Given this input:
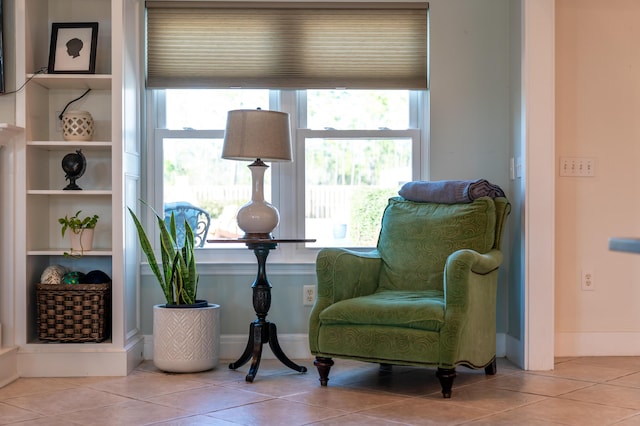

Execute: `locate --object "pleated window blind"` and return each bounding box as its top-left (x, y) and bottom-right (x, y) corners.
top-left (146, 1), bottom-right (429, 89)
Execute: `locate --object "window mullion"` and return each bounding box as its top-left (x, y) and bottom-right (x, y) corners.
top-left (268, 90), bottom-right (298, 260)
top-left (417, 90), bottom-right (430, 180)
top-left (297, 91), bottom-right (308, 129)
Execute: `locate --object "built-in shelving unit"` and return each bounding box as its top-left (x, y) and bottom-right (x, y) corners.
top-left (13, 0), bottom-right (143, 377)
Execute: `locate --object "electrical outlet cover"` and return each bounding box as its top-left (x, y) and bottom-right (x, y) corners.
top-left (303, 285), bottom-right (316, 305)
top-left (581, 270), bottom-right (595, 291)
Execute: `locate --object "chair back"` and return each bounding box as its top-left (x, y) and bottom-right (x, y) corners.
top-left (163, 201), bottom-right (211, 248)
top-left (376, 196), bottom-right (509, 293)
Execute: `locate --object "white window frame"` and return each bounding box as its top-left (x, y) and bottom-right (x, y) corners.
top-left (145, 89), bottom-right (429, 266)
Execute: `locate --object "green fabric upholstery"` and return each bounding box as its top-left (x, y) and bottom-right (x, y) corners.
top-left (378, 197), bottom-right (496, 292)
top-left (309, 196), bottom-right (510, 397)
top-left (320, 290), bottom-right (445, 331)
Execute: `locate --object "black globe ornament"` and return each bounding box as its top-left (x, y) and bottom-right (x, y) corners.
top-left (61, 149), bottom-right (86, 190)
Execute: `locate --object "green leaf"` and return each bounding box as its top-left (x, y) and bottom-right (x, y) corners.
top-left (128, 201), bottom-right (200, 306)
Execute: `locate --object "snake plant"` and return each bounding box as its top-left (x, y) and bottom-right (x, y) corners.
top-left (128, 203), bottom-right (199, 306)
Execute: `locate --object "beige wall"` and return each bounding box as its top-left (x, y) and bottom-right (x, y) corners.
top-left (555, 0), bottom-right (640, 355)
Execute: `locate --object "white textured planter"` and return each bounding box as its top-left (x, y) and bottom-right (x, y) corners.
top-left (153, 303), bottom-right (220, 373)
top-left (69, 228), bottom-right (94, 252)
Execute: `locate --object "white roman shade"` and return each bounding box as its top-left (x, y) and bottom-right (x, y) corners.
top-left (146, 1), bottom-right (429, 89)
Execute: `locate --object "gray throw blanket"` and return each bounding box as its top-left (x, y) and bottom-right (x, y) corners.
top-left (398, 179), bottom-right (505, 204)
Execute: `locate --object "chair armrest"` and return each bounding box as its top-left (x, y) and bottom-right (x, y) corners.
top-left (315, 248), bottom-right (382, 304)
top-left (444, 249), bottom-right (502, 315)
top-left (445, 249), bottom-right (503, 286)
top-left (309, 247), bottom-right (382, 352)
top-left (439, 249), bottom-right (503, 367)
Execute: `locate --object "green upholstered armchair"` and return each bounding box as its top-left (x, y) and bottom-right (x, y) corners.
top-left (309, 196), bottom-right (510, 398)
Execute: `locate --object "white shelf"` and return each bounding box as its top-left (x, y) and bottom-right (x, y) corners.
top-left (29, 141), bottom-right (112, 150)
top-left (27, 74), bottom-right (112, 90)
top-left (27, 249), bottom-right (114, 256)
top-left (27, 190), bottom-right (112, 196)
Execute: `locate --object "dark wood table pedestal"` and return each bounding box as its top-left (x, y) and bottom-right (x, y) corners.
top-left (208, 238), bottom-right (314, 382)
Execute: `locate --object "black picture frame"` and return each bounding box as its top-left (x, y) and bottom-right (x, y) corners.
top-left (48, 22), bottom-right (98, 74)
top-left (0, 0), bottom-right (5, 93)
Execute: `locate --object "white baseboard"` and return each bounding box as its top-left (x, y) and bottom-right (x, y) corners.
top-left (17, 337), bottom-right (145, 377)
top-left (555, 332), bottom-right (640, 357)
top-left (496, 332), bottom-right (506, 358)
top-left (0, 347), bottom-right (18, 387)
top-left (505, 333), bottom-right (525, 368)
top-left (144, 333), bottom-right (508, 362)
top-left (143, 333), bottom-right (312, 361)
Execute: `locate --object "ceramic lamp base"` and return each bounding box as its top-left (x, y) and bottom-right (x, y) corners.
top-left (236, 201), bottom-right (279, 239)
top-left (236, 161), bottom-right (280, 238)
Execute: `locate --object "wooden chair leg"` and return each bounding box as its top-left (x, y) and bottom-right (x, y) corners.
top-left (379, 363), bottom-right (393, 374)
top-left (484, 358), bottom-right (497, 375)
top-left (436, 368), bottom-right (457, 398)
top-left (314, 357), bottom-right (334, 386)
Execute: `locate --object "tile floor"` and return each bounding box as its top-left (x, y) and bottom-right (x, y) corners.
top-left (2, 356), bottom-right (640, 425)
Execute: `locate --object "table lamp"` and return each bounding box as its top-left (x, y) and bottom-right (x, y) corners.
top-left (222, 109), bottom-right (292, 239)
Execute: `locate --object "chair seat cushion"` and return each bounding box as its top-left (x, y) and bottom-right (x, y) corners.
top-left (319, 290), bottom-right (445, 331)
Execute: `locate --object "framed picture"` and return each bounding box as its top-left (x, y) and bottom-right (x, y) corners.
top-left (48, 22), bottom-right (98, 74)
top-left (0, 0), bottom-right (5, 92)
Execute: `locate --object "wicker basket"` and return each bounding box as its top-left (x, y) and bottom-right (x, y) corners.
top-left (36, 283), bottom-right (111, 343)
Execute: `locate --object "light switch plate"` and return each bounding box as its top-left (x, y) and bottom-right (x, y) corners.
top-left (560, 157), bottom-right (595, 177)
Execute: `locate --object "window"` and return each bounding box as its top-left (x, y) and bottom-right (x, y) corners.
top-left (148, 89), bottom-right (426, 262)
top-left (159, 89), bottom-right (271, 243)
top-left (299, 90), bottom-right (420, 247)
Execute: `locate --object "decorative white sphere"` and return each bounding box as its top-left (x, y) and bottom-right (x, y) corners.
top-left (40, 265), bottom-right (69, 284)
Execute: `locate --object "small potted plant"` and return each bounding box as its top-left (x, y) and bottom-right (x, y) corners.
top-left (58, 210), bottom-right (99, 256)
top-left (128, 202), bottom-right (220, 373)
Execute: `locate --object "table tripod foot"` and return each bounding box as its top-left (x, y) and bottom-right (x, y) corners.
top-left (229, 323), bottom-right (256, 370)
top-left (246, 326), bottom-right (264, 381)
top-left (268, 323), bottom-right (307, 373)
top-left (246, 354), bottom-right (260, 382)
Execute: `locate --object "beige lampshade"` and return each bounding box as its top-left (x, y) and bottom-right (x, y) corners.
top-left (222, 109), bottom-right (292, 162)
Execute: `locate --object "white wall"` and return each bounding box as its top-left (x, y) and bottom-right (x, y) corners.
top-left (507, 0), bottom-right (525, 363)
top-left (429, 0), bottom-right (510, 188)
top-left (555, 0), bottom-right (640, 355)
top-left (429, 0), bottom-right (513, 334)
